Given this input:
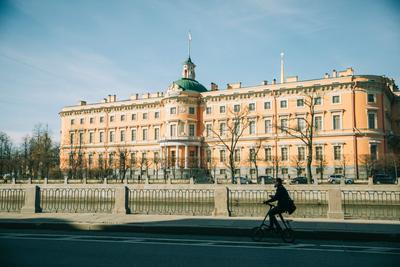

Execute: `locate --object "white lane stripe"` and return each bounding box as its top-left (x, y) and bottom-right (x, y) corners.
top-left (0, 235), bottom-right (399, 255)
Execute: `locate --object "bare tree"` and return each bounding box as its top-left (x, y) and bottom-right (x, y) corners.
top-left (210, 107), bottom-right (249, 183)
top-left (248, 139), bottom-right (266, 182)
top-left (275, 91), bottom-right (323, 183)
top-left (359, 154), bottom-right (377, 179)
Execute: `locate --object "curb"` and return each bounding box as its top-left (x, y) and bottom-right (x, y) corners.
top-left (0, 221), bottom-right (399, 242)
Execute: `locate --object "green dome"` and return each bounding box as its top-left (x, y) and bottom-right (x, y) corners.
top-left (173, 78), bottom-right (208, 93)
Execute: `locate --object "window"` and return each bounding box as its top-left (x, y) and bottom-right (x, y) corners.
top-left (70, 119), bottom-right (75, 125)
top-left (264, 102), bottom-right (271, 109)
top-left (121, 115), bottom-right (125, 121)
top-left (154, 128), bottom-right (160, 140)
top-left (89, 132), bottom-right (94, 143)
top-left (249, 148), bottom-right (256, 161)
top-left (297, 99), bottom-right (304, 107)
top-left (297, 118), bottom-right (306, 131)
top-left (280, 118), bottom-right (288, 133)
top-left (154, 152), bottom-right (159, 161)
top-left (79, 132), bottom-right (84, 144)
top-left (235, 169), bottom-right (240, 175)
top-left (143, 113), bottom-right (148, 120)
top-left (98, 154), bottom-right (104, 167)
top-left (206, 107), bottom-right (211, 114)
top-left (314, 116), bottom-right (323, 131)
top-left (99, 132), bottom-right (104, 143)
top-left (131, 129), bottom-right (136, 141)
top-left (80, 118), bottom-right (84, 124)
top-left (131, 114), bottom-right (136, 120)
top-left (314, 97), bottom-right (322, 105)
top-left (130, 152), bottom-right (136, 165)
top-left (219, 122), bottom-right (226, 135)
top-left (219, 106), bottom-right (226, 113)
top-left (250, 169), bottom-right (256, 175)
top-left (332, 95), bottom-right (340, 104)
top-left (100, 116), bottom-right (104, 123)
top-left (206, 124), bottom-right (212, 137)
top-left (220, 150), bottom-right (226, 162)
top-left (368, 112), bottom-right (377, 129)
top-left (234, 104), bottom-right (240, 112)
top-left (334, 167), bottom-right (343, 174)
top-left (333, 145), bottom-right (341, 160)
top-left (280, 100), bottom-right (287, 108)
top-left (206, 149), bottom-right (211, 163)
top-left (88, 154), bottom-right (93, 166)
top-left (69, 133), bottom-right (74, 144)
top-left (367, 94), bottom-right (376, 103)
top-left (281, 147), bottom-right (288, 161)
top-left (370, 144), bottom-right (378, 160)
top-left (189, 124), bottom-right (195, 136)
top-left (249, 103), bottom-right (255, 111)
top-left (109, 153), bottom-right (114, 166)
top-left (265, 147), bottom-right (272, 161)
top-left (281, 168), bottom-right (288, 175)
top-left (170, 107), bottom-right (176, 114)
top-left (142, 129), bottom-right (147, 140)
top-left (155, 111), bottom-right (160, 119)
top-left (120, 130), bottom-right (125, 142)
top-left (189, 107), bottom-right (195, 114)
top-left (170, 124), bottom-right (176, 137)
top-left (333, 114), bottom-right (341, 130)
top-left (109, 131), bottom-right (114, 142)
top-left (249, 121), bottom-right (256, 135)
top-left (90, 117), bottom-right (94, 124)
top-left (110, 116), bottom-right (114, 122)
top-left (315, 146), bottom-right (323, 161)
top-left (265, 119), bottom-right (272, 133)
top-left (298, 147), bottom-right (305, 161)
top-left (265, 168), bottom-right (272, 175)
top-left (233, 119), bottom-right (240, 135)
top-left (220, 169), bottom-right (226, 175)
top-left (234, 149), bottom-right (240, 162)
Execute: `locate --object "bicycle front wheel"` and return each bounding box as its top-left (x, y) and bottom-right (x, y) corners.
top-left (251, 227), bottom-right (264, 242)
top-left (281, 228), bottom-right (295, 243)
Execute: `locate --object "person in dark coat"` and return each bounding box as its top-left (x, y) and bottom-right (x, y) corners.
top-left (264, 178), bottom-right (291, 230)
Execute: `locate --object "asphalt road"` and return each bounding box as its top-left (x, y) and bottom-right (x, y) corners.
top-left (0, 230), bottom-right (399, 267)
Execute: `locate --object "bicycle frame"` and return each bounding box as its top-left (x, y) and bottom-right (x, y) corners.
top-left (258, 203), bottom-right (292, 231)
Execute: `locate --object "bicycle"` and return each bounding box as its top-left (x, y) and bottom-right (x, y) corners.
top-left (251, 203), bottom-right (295, 243)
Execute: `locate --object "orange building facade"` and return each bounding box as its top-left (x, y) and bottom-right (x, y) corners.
top-left (59, 57), bottom-right (400, 181)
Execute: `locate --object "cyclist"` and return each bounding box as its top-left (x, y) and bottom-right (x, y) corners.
top-left (264, 178), bottom-right (291, 230)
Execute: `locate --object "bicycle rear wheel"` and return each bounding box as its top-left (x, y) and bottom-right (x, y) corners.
top-left (280, 228), bottom-right (295, 243)
top-left (251, 227), bottom-right (264, 242)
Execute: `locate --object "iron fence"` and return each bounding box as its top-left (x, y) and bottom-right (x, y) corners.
top-left (228, 189), bottom-right (327, 218)
top-left (128, 189), bottom-right (214, 215)
top-left (0, 189), bottom-right (25, 212)
top-left (342, 190), bottom-right (400, 220)
top-left (41, 188), bottom-right (115, 213)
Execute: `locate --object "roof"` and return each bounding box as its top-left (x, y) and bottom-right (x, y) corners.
top-left (173, 78), bottom-right (208, 93)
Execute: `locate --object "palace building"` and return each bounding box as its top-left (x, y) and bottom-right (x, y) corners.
top-left (59, 55), bottom-right (400, 181)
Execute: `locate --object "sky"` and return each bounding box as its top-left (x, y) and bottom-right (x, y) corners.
top-left (0, 0), bottom-right (399, 144)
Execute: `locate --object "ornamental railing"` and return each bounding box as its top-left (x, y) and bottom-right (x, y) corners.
top-left (342, 190), bottom-right (400, 220)
top-left (228, 189), bottom-right (327, 218)
top-left (128, 189), bottom-right (214, 215)
top-left (0, 188), bottom-right (25, 212)
top-left (40, 188), bottom-right (115, 213)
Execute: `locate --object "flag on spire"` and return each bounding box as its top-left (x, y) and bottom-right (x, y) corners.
top-left (188, 31), bottom-right (192, 41)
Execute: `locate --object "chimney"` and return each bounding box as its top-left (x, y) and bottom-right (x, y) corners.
top-left (211, 82), bottom-right (218, 91)
top-left (112, 94), bottom-right (116, 102)
top-left (107, 94), bottom-right (112, 102)
top-left (332, 69), bottom-right (337, 78)
top-left (262, 80), bottom-right (268, 85)
top-left (102, 98), bottom-right (107, 103)
top-left (324, 73), bottom-right (330, 79)
top-left (79, 100), bottom-right (87, 106)
top-left (227, 82), bottom-right (241, 89)
top-left (272, 79), bottom-right (277, 85)
top-left (135, 94), bottom-right (139, 100)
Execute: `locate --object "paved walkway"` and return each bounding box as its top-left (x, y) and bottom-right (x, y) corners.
top-left (0, 213), bottom-right (399, 242)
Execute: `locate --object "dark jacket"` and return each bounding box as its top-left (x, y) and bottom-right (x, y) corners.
top-left (268, 184), bottom-right (291, 210)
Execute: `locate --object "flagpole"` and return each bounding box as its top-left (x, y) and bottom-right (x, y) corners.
top-left (188, 31), bottom-right (192, 58)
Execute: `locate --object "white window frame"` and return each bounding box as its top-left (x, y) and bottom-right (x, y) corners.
top-left (280, 99), bottom-right (288, 109)
top-left (249, 103), bottom-right (256, 112)
top-left (264, 119), bottom-right (272, 134)
top-left (367, 110), bottom-right (377, 129)
top-left (264, 101), bottom-right (271, 110)
top-left (332, 113), bottom-right (342, 130)
top-left (367, 93), bottom-right (376, 104)
top-left (332, 95), bottom-right (341, 104)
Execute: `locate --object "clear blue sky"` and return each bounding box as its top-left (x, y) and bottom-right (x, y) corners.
top-left (0, 0), bottom-right (399, 144)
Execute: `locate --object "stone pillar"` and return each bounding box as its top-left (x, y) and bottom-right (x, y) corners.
top-left (184, 145), bottom-right (188, 169)
top-left (113, 186), bottom-right (128, 214)
top-left (104, 177), bottom-right (108, 185)
top-left (83, 177), bottom-right (87, 184)
top-left (21, 185), bottom-right (41, 213)
top-left (11, 177), bottom-right (16, 185)
top-left (145, 176), bottom-right (149, 184)
top-left (368, 176), bottom-right (373, 185)
top-left (44, 177), bottom-right (48, 185)
top-left (213, 186), bottom-right (230, 216)
top-left (197, 146), bottom-right (201, 168)
top-left (28, 177), bottom-right (32, 184)
top-left (64, 177), bottom-right (68, 185)
top-left (327, 188), bottom-right (344, 219)
top-left (175, 145), bottom-right (179, 169)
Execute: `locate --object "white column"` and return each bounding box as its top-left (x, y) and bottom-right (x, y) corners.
top-left (175, 145), bottom-right (179, 168)
top-left (184, 145), bottom-right (188, 169)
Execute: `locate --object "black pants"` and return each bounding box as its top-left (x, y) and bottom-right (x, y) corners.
top-left (268, 206), bottom-right (285, 229)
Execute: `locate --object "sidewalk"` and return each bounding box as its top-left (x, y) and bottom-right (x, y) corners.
top-left (0, 213), bottom-right (399, 242)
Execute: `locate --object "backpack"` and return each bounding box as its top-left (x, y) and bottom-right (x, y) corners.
top-left (287, 199), bottom-right (296, 215)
